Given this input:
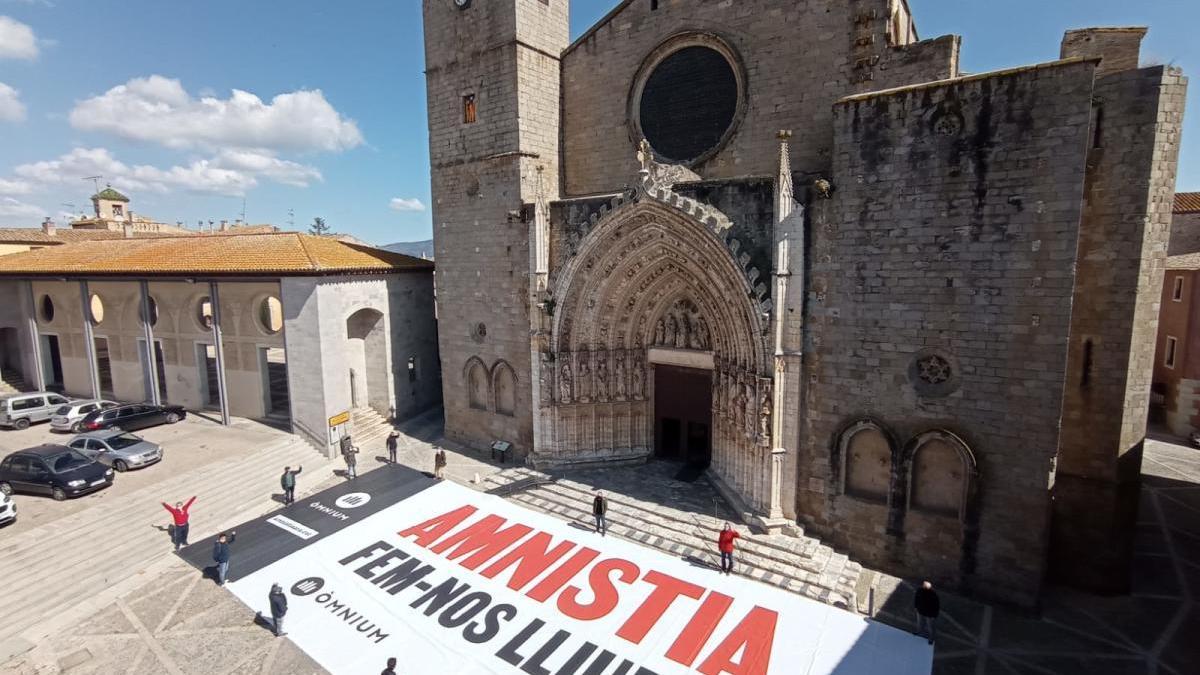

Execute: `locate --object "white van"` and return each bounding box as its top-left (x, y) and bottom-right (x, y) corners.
top-left (0, 392), bottom-right (72, 430)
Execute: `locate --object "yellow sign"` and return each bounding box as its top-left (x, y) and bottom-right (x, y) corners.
top-left (328, 411), bottom-right (350, 428)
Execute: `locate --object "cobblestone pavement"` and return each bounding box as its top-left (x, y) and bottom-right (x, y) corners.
top-left (4, 410), bottom-right (1198, 674)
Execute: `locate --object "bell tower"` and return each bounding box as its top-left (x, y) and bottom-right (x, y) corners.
top-left (422, 0), bottom-right (569, 452)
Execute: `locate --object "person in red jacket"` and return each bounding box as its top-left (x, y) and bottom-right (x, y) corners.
top-left (718, 522), bottom-right (740, 575)
top-left (162, 496), bottom-right (196, 551)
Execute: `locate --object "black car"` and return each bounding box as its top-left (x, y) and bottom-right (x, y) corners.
top-left (79, 403), bottom-right (187, 432)
top-left (0, 445), bottom-right (114, 501)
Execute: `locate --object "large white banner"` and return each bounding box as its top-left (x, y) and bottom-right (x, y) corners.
top-left (229, 481), bottom-right (931, 675)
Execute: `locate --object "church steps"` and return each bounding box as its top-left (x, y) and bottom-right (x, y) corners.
top-left (505, 488), bottom-right (854, 607)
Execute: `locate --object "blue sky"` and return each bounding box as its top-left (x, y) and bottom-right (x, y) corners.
top-left (0, 0), bottom-right (1196, 245)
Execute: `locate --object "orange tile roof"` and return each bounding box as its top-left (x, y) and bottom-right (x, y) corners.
top-left (0, 228), bottom-right (181, 244)
top-left (1175, 192), bottom-right (1200, 213)
top-left (0, 232), bottom-right (433, 277)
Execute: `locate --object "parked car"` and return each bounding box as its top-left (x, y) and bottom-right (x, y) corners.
top-left (79, 403), bottom-right (186, 433)
top-left (68, 430), bottom-right (163, 472)
top-left (0, 491), bottom-right (15, 525)
top-left (0, 445), bottom-right (114, 501)
top-left (50, 399), bottom-right (119, 433)
top-left (0, 392), bottom-right (72, 430)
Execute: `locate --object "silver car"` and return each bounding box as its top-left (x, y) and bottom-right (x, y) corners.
top-left (67, 430), bottom-right (163, 472)
top-left (50, 400), bottom-right (119, 433)
top-left (0, 392), bottom-right (72, 430)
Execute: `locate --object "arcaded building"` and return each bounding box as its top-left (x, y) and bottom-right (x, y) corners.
top-left (0, 233), bottom-right (441, 456)
top-left (422, 0), bottom-right (1186, 606)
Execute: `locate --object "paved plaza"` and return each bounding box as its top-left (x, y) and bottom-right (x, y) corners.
top-left (2, 411), bottom-right (1198, 674)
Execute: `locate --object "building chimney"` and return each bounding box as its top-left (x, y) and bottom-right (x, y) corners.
top-left (42, 217), bottom-right (56, 236)
top-left (122, 223), bottom-right (134, 239)
top-left (220, 220), bottom-right (228, 232)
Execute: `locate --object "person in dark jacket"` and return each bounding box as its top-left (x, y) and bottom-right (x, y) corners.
top-left (592, 490), bottom-right (608, 536)
top-left (381, 657), bottom-right (398, 675)
top-left (343, 444), bottom-right (359, 479)
top-left (434, 448), bottom-right (447, 479)
top-left (212, 531), bottom-right (237, 585)
top-left (161, 496), bottom-right (196, 551)
top-left (913, 580), bottom-right (940, 644)
top-left (386, 431), bottom-right (400, 463)
top-left (267, 583), bottom-right (287, 637)
top-left (280, 466), bottom-right (302, 505)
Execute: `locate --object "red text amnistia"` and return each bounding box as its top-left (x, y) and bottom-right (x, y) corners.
top-left (396, 504), bottom-right (776, 675)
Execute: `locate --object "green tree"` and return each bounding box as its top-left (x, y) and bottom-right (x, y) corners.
top-left (309, 217), bottom-right (330, 236)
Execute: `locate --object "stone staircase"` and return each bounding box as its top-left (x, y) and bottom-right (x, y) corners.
top-left (483, 464), bottom-right (864, 611)
top-left (351, 406), bottom-right (394, 449)
top-left (0, 368), bottom-right (28, 396)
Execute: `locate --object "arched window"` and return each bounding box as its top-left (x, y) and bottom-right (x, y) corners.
top-left (493, 361), bottom-right (517, 417)
top-left (465, 358), bottom-right (488, 411)
top-left (838, 420), bottom-right (893, 503)
top-left (907, 431), bottom-right (976, 520)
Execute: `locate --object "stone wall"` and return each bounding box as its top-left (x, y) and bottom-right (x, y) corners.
top-left (424, 0), bottom-right (568, 455)
top-left (1169, 211), bottom-right (1200, 256)
top-left (560, 0), bottom-right (957, 196)
top-left (1053, 63), bottom-right (1189, 592)
top-left (800, 59), bottom-right (1098, 607)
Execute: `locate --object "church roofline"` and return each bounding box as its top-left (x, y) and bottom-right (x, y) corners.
top-left (564, 0), bottom-right (638, 56)
top-left (835, 56), bottom-right (1101, 105)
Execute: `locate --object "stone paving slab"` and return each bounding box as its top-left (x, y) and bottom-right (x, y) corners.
top-left (4, 413), bottom-right (1200, 675)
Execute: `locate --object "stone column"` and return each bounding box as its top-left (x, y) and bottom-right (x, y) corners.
top-left (24, 281), bottom-right (45, 391)
top-left (208, 281), bottom-right (231, 426)
top-left (79, 280), bottom-right (101, 399)
top-left (139, 281), bottom-right (161, 405)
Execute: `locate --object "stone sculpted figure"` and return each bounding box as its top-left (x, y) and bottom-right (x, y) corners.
top-left (539, 353), bottom-right (553, 405)
top-left (675, 314), bottom-right (688, 349)
top-left (637, 138), bottom-right (652, 172)
top-left (758, 382), bottom-right (773, 446)
top-left (559, 363), bottom-right (573, 404)
top-left (653, 319), bottom-right (665, 346)
top-left (614, 352), bottom-right (627, 400)
top-left (694, 319), bottom-right (711, 350)
top-left (666, 315), bottom-right (678, 348)
top-left (631, 353), bottom-right (645, 400)
top-left (744, 382), bottom-right (756, 440)
top-left (578, 357), bottom-right (592, 403)
top-left (596, 354), bottom-right (609, 402)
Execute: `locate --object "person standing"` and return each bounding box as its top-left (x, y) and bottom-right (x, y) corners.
top-left (212, 531), bottom-right (237, 586)
top-left (386, 431), bottom-right (400, 464)
top-left (434, 448), bottom-right (447, 479)
top-left (161, 496), bottom-right (196, 551)
top-left (717, 522), bottom-right (740, 575)
top-left (381, 657), bottom-right (398, 675)
top-left (280, 465), bottom-right (302, 505)
top-left (267, 583), bottom-right (288, 637)
top-left (913, 580), bottom-right (940, 645)
top-left (592, 490), bottom-right (608, 536)
top-left (343, 444), bottom-right (359, 480)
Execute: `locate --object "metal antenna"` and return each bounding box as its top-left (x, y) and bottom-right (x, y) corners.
top-left (82, 176), bottom-right (103, 194)
top-left (287, 208), bottom-right (294, 228)
top-left (240, 197), bottom-right (246, 223)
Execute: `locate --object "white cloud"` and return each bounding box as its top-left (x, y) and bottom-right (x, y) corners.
top-left (69, 75), bottom-right (364, 152)
top-left (0, 16), bottom-right (37, 60)
top-left (0, 196), bottom-right (44, 220)
top-left (0, 81), bottom-right (25, 121)
top-left (0, 177), bottom-right (32, 194)
top-left (389, 197), bottom-right (425, 212)
top-left (8, 146), bottom-right (321, 198)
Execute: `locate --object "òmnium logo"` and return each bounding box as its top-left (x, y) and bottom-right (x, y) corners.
top-left (291, 577), bottom-right (325, 596)
top-left (334, 492), bottom-right (371, 509)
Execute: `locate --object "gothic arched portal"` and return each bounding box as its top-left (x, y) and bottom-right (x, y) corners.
top-left (536, 198), bottom-right (776, 514)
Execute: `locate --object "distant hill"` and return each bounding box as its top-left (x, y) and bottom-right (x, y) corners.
top-left (382, 239), bottom-right (434, 260)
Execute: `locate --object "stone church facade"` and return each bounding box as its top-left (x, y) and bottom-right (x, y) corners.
top-left (422, 0), bottom-right (1187, 606)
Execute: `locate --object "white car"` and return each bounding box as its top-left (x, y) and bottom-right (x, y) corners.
top-left (0, 491), bottom-right (15, 525)
top-left (49, 400), bottom-right (118, 433)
